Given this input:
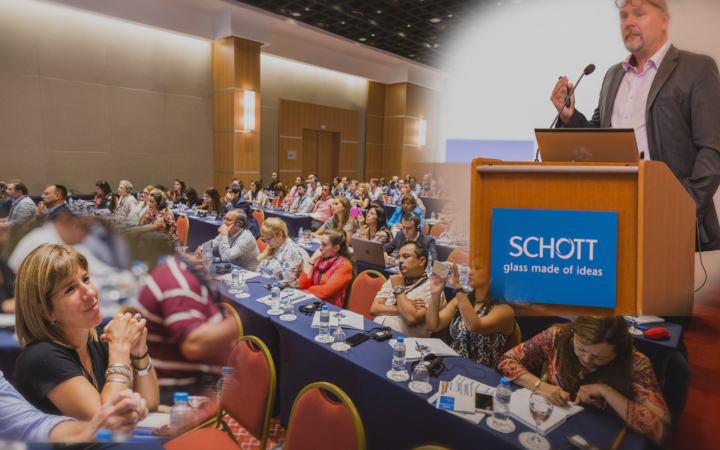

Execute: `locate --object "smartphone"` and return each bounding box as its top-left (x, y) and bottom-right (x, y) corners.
top-left (432, 260), bottom-right (452, 279)
top-left (350, 208), bottom-right (362, 217)
top-left (263, 282), bottom-right (289, 290)
top-left (345, 333), bottom-right (370, 347)
top-left (475, 392), bottom-right (493, 413)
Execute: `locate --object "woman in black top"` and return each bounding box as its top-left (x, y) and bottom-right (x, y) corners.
top-left (93, 181), bottom-right (116, 213)
top-left (172, 179), bottom-right (186, 204)
top-left (182, 187), bottom-right (201, 207)
top-left (13, 244), bottom-right (159, 419)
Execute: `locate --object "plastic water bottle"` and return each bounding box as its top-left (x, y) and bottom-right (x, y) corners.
top-left (318, 304), bottom-right (330, 338)
top-left (459, 263), bottom-right (469, 289)
top-left (392, 336), bottom-right (408, 379)
top-left (170, 392), bottom-right (194, 432)
top-left (217, 366), bottom-right (235, 400)
top-left (96, 429), bottom-right (113, 442)
top-left (493, 377), bottom-right (512, 429)
top-left (298, 227), bottom-right (304, 242)
top-left (271, 283), bottom-right (281, 310)
top-left (431, 211), bottom-right (436, 221)
top-left (231, 268), bottom-right (240, 288)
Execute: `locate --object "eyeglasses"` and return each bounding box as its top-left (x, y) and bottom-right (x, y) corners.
top-left (615, 0), bottom-right (665, 12)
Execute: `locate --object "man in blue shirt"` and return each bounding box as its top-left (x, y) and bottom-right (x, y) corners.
top-left (0, 371), bottom-right (147, 442)
top-left (387, 195), bottom-right (425, 231)
top-left (222, 184), bottom-right (260, 239)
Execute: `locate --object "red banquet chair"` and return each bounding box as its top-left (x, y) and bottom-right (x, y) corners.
top-left (344, 270), bottom-right (386, 320)
top-left (176, 215), bottom-right (189, 246)
top-left (447, 248), bottom-right (470, 266)
top-left (257, 237), bottom-right (267, 253)
top-left (422, 221), bottom-right (429, 234)
top-left (284, 382), bottom-right (365, 450)
top-left (429, 222), bottom-right (450, 238)
top-left (253, 209), bottom-right (265, 228)
top-left (164, 336), bottom-right (276, 450)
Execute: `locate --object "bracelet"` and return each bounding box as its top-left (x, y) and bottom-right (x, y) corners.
top-left (130, 348), bottom-right (150, 360)
top-left (106, 378), bottom-right (132, 389)
top-left (133, 357), bottom-right (153, 377)
top-left (106, 364), bottom-right (133, 383)
top-left (534, 380), bottom-right (542, 391)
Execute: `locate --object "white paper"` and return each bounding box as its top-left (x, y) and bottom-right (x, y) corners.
top-left (509, 388), bottom-right (583, 436)
top-left (427, 375), bottom-right (490, 424)
top-left (311, 310), bottom-right (365, 330)
top-left (256, 289), bottom-right (312, 306)
top-left (387, 338), bottom-right (459, 361)
top-left (214, 269), bottom-right (262, 282)
top-left (137, 412), bottom-right (170, 429)
top-left (624, 316), bottom-right (664, 325)
top-left (0, 314), bottom-right (15, 327)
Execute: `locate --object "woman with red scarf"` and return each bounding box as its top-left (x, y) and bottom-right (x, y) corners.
top-left (298, 229), bottom-right (355, 307)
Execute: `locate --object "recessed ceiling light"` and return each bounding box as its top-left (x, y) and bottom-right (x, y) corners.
top-left (371, 34), bottom-right (375, 36)
top-left (430, 18), bottom-right (441, 23)
top-left (448, 14), bottom-right (453, 17)
top-left (305, 7), bottom-right (309, 10)
top-left (292, 12), bottom-right (301, 17)
top-left (377, 10), bottom-right (381, 13)
top-left (359, 38), bottom-right (366, 41)
top-left (341, 21), bottom-right (345, 24)
top-left (434, 43), bottom-right (441, 48)
top-left (409, 54), bottom-right (415, 57)
top-left (407, 24), bottom-right (411, 27)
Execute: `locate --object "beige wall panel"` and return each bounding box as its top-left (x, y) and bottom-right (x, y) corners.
top-left (233, 38), bottom-right (261, 91)
top-left (0, 0), bottom-right (39, 76)
top-left (35, 5), bottom-right (108, 85)
top-left (367, 81), bottom-right (386, 116)
top-left (384, 83), bottom-right (407, 117)
top-left (161, 36), bottom-right (212, 99)
top-left (383, 144), bottom-right (403, 174)
top-left (106, 24), bottom-right (165, 93)
top-left (0, 72), bottom-right (43, 151)
top-left (279, 137), bottom-right (302, 172)
top-left (364, 144), bottom-right (384, 172)
top-left (235, 132), bottom-right (261, 173)
top-left (109, 87), bottom-right (167, 155)
top-left (40, 78), bottom-right (111, 154)
top-left (406, 83), bottom-right (439, 120)
top-left (383, 117), bottom-right (405, 145)
top-left (213, 37), bottom-right (234, 91)
top-left (214, 132), bottom-right (234, 172)
top-left (365, 115), bottom-right (384, 144)
top-left (340, 143), bottom-right (358, 172)
top-left (167, 153), bottom-right (213, 192)
top-left (214, 90), bottom-right (234, 132)
top-left (45, 151), bottom-right (115, 192)
top-left (166, 94), bottom-right (213, 155)
top-left (0, 147), bottom-right (46, 194)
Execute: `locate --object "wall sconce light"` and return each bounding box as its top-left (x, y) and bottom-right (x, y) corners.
top-left (244, 90), bottom-right (255, 131)
top-left (418, 119), bottom-right (427, 146)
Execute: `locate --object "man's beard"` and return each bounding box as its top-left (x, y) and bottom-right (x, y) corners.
top-left (624, 30), bottom-right (644, 53)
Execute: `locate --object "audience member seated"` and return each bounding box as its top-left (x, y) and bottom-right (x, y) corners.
top-left (313, 195), bottom-right (356, 239)
top-left (409, 176), bottom-right (422, 196)
top-left (40, 184), bottom-right (71, 223)
top-left (421, 173), bottom-right (436, 194)
top-left (130, 192), bottom-right (178, 243)
top-left (379, 177), bottom-right (389, 193)
top-left (127, 185), bottom-right (154, 221)
top-left (351, 205), bottom-right (392, 246)
top-left (387, 195), bottom-right (425, 231)
top-left (244, 180), bottom-right (267, 206)
top-left (338, 176), bottom-right (351, 197)
top-left (13, 245), bottom-right (159, 419)
top-left (0, 378), bottom-right (147, 442)
top-left (344, 180), bottom-right (359, 202)
top-left (384, 212), bottom-right (437, 261)
top-left (498, 316), bottom-right (671, 444)
top-left (0, 182), bottom-right (12, 218)
top-left (222, 185), bottom-right (260, 239)
top-left (256, 218), bottom-right (307, 288)
top-left (390, 179), bottom-right (406, 205)
top-left (114, 180), bottom-right (138, 217)
top-left (369, 179), bottom-right (384, 202)
top-left (371, 242), bottom-right (444, 338)
top-left (404, 183), bottom-right (426, 214)
top-left (310, 184), bottom-right (334, 232)
top-left (434, 175), bottom-right (448, 198)
top-left (133, 233), bottom-right (238, 404)
top-left (0, 179), bottom-right (37, 229)
top-left (271, 182), bottom-right (291, 209)
top-left (426, 261), bottom-right (515, 368)
top-left (231, 178), bottom-right (244, 191)
top-left (93, 181), bottom-right (117, 213)
top-left (298, 229), bottom-right (355, 307)
top-left (331, 176), bottom-right (344, 197)
top-left (182, 187), bottom-right (201, 207)
top-left (351, 183), bottom-right (371, 210)
top-left (290, 184), bottom-right (314, 214)
top-left (195, 209), bottom-right (260, 271)
top-left (196, 187), bottom-right (225, 216)
top-left (289, 176), bottom-right (303, 198)
top-left (172, 179), bottom-right (186, 204)
top-left (266, 171), bottom-right (280, 193)
top-left (306, 175), bottom-right (322, 198)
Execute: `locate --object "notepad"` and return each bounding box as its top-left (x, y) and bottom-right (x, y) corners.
top-left (311, 310), bottom-right (365, 330)
top-left (386, 338), bottom-right (459, 361)
top-left (624, 316), bottom-right (664, 325)
top-left (137, 412), bottom-right (170, 429)
top-left (0, 314), bottom-right (15, 328)
top-left (509, 388), bottom-right (583, 436)
top-left (256, 290), bottom-right (310, 306)
top-left (427, 375), bottom-right (491, 424)
top-left (214, 269), bottom-right (262, 282)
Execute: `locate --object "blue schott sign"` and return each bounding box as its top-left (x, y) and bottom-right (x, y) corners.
top-left (490, 208), bottom-right (618, 308)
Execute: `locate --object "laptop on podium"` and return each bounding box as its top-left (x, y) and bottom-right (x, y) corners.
top-left (352, 238), bottom-right (396, 268)
top-left (535, 128), bottom-right (641, 163)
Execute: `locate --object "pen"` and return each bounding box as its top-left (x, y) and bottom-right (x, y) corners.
top-left (554, 373), bottom-right (564, 389)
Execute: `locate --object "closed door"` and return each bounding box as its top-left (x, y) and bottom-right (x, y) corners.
top-left (302, 129), bottom-right (340, 183)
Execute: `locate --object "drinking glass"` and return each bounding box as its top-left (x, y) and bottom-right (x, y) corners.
top-left (303, 230), bottom-right (312, 246)
top-left (409, 347), bottom-right (432, 393)
top-left (627, 318), bottom-right (643, 335)
top-left (187, 395), bottom-right (210, 419)
top-left (416, 344), bottom-right (431, 366)
top-left (209, 211), bottom-right (217, 223)
top-left (280, 294), bottom-right (297, 321)
top-left (235, 273), bottom-right (250, 299)
top-left (519, 391), bottom-right (553, 449)
top-left (392, 250), bottom-right (400, 263)
top-left (330, 312), bottom-right (349, 351)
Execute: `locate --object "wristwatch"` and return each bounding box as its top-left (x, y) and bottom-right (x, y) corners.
top-left (453, 286), bottom-right (466, 296)
top-left (134, 357), bottom-right (153, 377)
top-left (393, 286), bottom-right (405, 296)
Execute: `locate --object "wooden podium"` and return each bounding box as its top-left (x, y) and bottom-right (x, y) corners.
top-left (470, 160), bottom-right (695, 317)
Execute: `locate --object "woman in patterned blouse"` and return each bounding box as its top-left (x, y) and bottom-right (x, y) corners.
top-left (271, 182), bottom-right (291, 209)
top-left (497, 316), bottom-right (670, 444)
top-left (130, 191), bottom-right (178, 243)
top-left (256, 218), bottom-right (306, 288)
top-left (426, 259), bottom-right (515, 369)
top-left (351, 205), bottom-right (392, 246)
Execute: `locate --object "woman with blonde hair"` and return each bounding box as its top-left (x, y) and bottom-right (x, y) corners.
top-left (351, 183), bottom-right (371, 210)
top-left (256, 218), bottom-right (306, 288)
top-left (498, 316), bottom-right (670, 444)
top-left (126, 185), bottom-right (154, 221)
top-left (313, 195), bottom-right (356, 239)
top-left (13, 244), bottom-right (159, 418)
top-left (298, 229), bottom-right (356, 307)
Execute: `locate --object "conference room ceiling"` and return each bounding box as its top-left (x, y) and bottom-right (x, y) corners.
top-left (234, 0), bottom-right (492, 70)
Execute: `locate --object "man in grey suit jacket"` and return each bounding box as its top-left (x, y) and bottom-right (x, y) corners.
top-left (552, 0), bottom-right (720, 250)
top-left (0, 180), bottom-right (37, 230)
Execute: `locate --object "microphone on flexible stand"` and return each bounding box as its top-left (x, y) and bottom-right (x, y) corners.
top-left (535, 64), bottom-right (596, 162)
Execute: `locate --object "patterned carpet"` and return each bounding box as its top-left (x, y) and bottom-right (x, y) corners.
top-left (224, 415), bottom-right (287, 449)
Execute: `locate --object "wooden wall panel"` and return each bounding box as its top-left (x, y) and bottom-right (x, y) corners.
top-left (233, 38), bottom-right (261, 91)
top-left (214, 172), bottom-right (234, 190)
top-left (317, 131), bottom-right (340, 183)
top-left (279, 138), bottom-right (302, 172)
top-left (383, 117), bottom-right (405, 145)
top-left (302, 129), bottom-right (318, 177)
top-left (406, 83), bottom-right (439, 120)
top-left (212, 37), bottom-right (234, 91)
top-left (384, 83), bottom-right (407, 117)
top-left (365, 115), bottom-right (384, 144)
top-left (367, 81), bottom-right (386, 116)
top-left (383, 144), bottom-right (403, 174)
top-left (234, 132), bottom-right (260, 172)
top-left (340, 142), bottom-right (358, 172)
top-left (213, 90), bottom-right (234, 132)
top-left (214, 132), bottom-right (234, 172)
top-left (364, 144), bottom-right (383, 172)
top-left (280, 171), bottom-right (303, 184)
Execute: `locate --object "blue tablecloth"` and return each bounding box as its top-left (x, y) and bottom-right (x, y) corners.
top-left (254, 206), bottom-right (313, 239)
